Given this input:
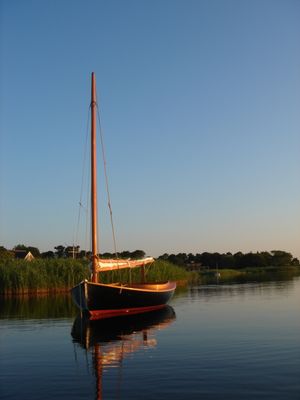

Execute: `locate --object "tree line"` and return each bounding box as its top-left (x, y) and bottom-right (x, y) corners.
top-left (158, 251), bottom-right (299, 269)
top-left (0, 245), bottom-right (299, 269)
top-left (0, 245), bottom-right (146, 261)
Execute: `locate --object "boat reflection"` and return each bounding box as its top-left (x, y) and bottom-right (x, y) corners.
top-left (71, 306), bottom-right (176, 399)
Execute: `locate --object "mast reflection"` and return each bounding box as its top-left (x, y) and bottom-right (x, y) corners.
top-left (71, 306), bottom-right (176, 399)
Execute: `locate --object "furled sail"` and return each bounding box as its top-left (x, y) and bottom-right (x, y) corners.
top-left (95, 257), bottom-right (154, 272)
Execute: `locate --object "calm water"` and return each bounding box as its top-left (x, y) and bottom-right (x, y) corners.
top-left (1, 275), bottom-right (300, 399)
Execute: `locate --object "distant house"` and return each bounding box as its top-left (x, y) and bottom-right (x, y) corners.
top-left (185, 262), bottom-right (203, 271)
top-left (14, 250), bottom-right (35, 262)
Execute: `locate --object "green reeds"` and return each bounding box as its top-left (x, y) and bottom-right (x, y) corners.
top-left (0, 258), bottom-right (195, 295)
top-left (0, 258), bottom-right (89, 295)
top-left (99, 259), bottom-right (196, 284)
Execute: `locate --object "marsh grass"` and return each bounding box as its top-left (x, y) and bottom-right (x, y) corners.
top-left (0, 259), bottom-right (89, 294)
top-left (199, 266), bottom-right (300, 284)
top-left (0, 258), bottom-right (194, 295)
top-left (99, 259), bottom-right (197, 284)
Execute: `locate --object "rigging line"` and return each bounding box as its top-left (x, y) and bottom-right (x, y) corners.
top-left (96, 102), bottom-right (119, 259)
top-left (87, 166), bottom-right (91, 255)
top-left (144, 260), bottom-right (154, 278)
top-left (75, 107), bottom-right (91, 249)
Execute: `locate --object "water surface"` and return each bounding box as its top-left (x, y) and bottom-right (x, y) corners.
top-left (1, 275), bottom-right (299, 399)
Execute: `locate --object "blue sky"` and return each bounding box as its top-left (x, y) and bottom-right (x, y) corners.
top-left (1, 0), bottom-right (299, 258)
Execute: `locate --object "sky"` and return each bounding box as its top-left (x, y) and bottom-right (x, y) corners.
top-left (1, 0), bottom-right (299, 259)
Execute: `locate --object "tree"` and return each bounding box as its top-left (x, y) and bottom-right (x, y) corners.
top-left (27, 246), bottom-right (40, 258)
top-left (54, 245), bottom-right (65, 258)
top-left (156, 250), bottom-right (300, 270)
top-left (131, 250), bottom-right (146, 259)
top-left (14, 244), bottom-right (40, 257)
top-left (41, 251), bottom-right (55, 259)
top-left (0, 246), bottom-right (14, 260)
top-left (236, 252), bottom-right (267, 268)
top-left (219, 253), bottom-right (235, 269)
top-left (14, 244), bottom-right (28, 251)
top-left (271, 250), bottom-right (293, 266)
top-left (101, 252), bottom-right (114, 258)
top-left (291, 258), bottom-right (300, 266)
top-left (187, 253), bottom-right (196, 263)
top-left (65, 245), bottom-right (80, 258)
top-left (199, 252), bottom-right (220, 268)
top-left (260, 251), bottom-right (272, 266)
top-left (168, 253), bottom-right (187, 266)
top-left (158, 253), bottom-right (169, 260)
top-left (78, 250), bottom-right (89, 259)
top-left (120, 250), bottom-right (131, 259)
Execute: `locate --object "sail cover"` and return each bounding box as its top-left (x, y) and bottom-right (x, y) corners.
top-left (95, 257), bottom-right (154, 272)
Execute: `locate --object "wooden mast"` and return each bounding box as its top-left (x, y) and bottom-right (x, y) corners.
top-left (91, 72), bottom-right (98, 283)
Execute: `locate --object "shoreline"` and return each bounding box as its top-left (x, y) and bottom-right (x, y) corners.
top-left (0, 258), bottom-right (193, 296)
top-left (1, 266), bottom-right (299, 296)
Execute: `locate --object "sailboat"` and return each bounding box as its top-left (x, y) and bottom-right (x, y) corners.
top-left (71, 73), bottom-right (176, 319)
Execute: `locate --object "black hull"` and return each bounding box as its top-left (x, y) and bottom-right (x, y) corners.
top-left (71, 280), bottom-right (176, 319)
